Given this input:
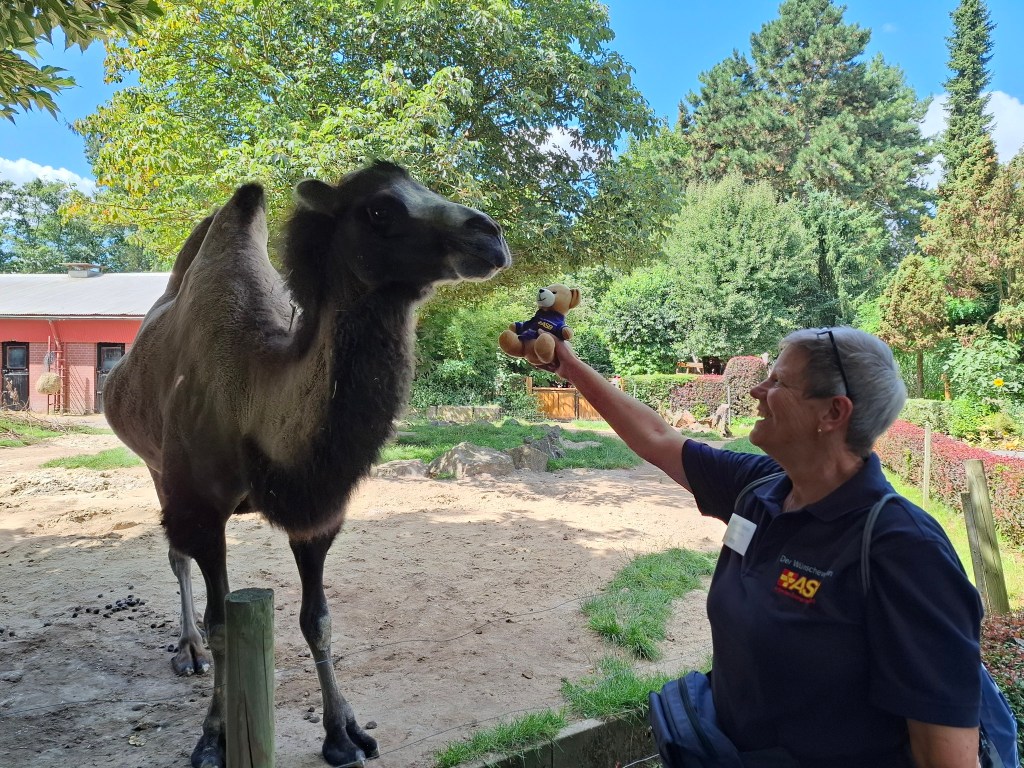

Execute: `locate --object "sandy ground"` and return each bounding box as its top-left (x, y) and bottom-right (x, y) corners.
top-left (0, 418), bottom-right (722, 768)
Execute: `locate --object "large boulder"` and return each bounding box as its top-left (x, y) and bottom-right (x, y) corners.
top-left (427, 442), bottom-right (515, 479)
top-left (505, 444), bottom-right (550, 472)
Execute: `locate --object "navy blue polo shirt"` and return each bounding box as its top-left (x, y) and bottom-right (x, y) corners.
top-left (683, 440), bottom-right (983, 767)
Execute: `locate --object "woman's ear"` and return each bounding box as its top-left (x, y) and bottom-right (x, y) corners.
top-left (820, 394), bottom-right (854, 434)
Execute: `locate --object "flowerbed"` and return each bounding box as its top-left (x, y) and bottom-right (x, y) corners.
top-left (875, 420), bottom-right (1024, 547)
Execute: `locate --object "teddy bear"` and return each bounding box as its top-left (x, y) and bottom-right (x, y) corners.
top-left (498, 283), bottom-right (581, 366)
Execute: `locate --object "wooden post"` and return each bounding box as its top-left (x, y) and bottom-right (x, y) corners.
top-left (963, 460), bottom-right (1010, 615)
top-left (921, 424), bottom-right (931, 504)
top-left (962, 493), bottom-right (991, 614)
top-left (225, 588), bottom-right (275, 768)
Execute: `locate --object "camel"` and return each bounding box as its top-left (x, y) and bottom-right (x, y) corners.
top-left (103, 161), bottom-right (511, 768)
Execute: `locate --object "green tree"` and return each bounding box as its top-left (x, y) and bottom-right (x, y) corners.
top-left (75, 0), bottom-right (653, 273)
top-left (571, 123), bottom-right (690, 270)
top-left (877, 254), bottom-right (950, 397)
top-left (661, 175), bottom-right (820, 359)
top-left (941, 0), bottom-right (995, 189)
top-left (599, 262), bottom-right (686, 374)
top-left (0, 179), bottom-right (157, 272)
top-left (1, 0), bottom-right (162, 121)
top-left (681, 0), bottom-right (931, 233)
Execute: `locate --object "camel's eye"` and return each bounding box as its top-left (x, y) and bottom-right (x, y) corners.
top-left (364, 196), bottom-right (404, 232)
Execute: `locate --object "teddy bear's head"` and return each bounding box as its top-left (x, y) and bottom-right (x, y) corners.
top-left (536, 283), bottom-right (581, 315)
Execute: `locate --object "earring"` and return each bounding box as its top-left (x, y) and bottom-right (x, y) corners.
top-left (817, 427), bottom-right (822, 434)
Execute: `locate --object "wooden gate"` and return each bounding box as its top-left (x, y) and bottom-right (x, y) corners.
top-left (528, 380), bottom-right (602, 421)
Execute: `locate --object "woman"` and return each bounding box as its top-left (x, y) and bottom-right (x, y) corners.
top-left (545, 327), bottom-right (983, 768)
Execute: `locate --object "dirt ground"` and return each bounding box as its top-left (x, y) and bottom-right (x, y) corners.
top-left (0, 418), bottom-right (723, 768)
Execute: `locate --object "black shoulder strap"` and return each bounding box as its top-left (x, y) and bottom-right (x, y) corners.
top-left (733, 471), bottom-right (786, 513)
top-left (860, 493), bottom-right (902, 595)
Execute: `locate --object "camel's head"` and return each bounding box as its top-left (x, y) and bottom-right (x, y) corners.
top-left (292, 162), bottom-right (511, 292)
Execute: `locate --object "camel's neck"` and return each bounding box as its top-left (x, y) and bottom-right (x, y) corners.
top-left (244, 278), bottom-right (429, 535)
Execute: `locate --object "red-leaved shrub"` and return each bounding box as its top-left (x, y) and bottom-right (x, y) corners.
top-left (669, 375), bottom-right (726, 419)
top-left (875, 420), bottom-right (1024, 547)
top-left (981, 610), bottom-right (1024, 754)
top-left (723, 355), bottom-right (768, 417)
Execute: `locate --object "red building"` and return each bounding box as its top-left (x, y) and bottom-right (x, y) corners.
top-left (0, 267), bottom-right (169, 414)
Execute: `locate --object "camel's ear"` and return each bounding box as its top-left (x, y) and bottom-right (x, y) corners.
top-left (294, 179), bottom-right (336, 215)
top-left (568, 288), bottom-right (581, 309)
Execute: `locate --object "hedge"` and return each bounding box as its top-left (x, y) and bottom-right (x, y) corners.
top-left (620, 374), bottom-right (695, 413)
top-left (875, 420), bottom-right (1024, 547)
top-left (669, 375), bottom-right (727, 419)
top-left (722, 356), bottom-right (768, 417)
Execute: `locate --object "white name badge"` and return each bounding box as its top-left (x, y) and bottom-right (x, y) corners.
top-left (723, 514), bottom-right (757, 556)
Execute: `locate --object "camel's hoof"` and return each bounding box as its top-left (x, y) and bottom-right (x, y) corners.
top-left (323, 729), bottom-right (378, 767)
top-left (172, 639), bottom-right (212, 676)
top-left (190, 733), bottom-right (225, 768)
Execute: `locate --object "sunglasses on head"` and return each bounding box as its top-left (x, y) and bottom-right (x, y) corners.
top-left (816, 328), bottom-right (853, 401)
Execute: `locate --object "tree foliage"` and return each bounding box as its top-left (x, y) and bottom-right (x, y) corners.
top-left (941, 0), bottom-right (995, 189)
top-left (0, 0), bottom-right (162, 121)
top-left (0, 179), bottom-right (158, 272)
top-left (680, 0), bottom-right (932, 230)
top-left (877, 254), bottom-right (950, 396)
top-left (660, 175), bottom-right (820, 358)
top-left (74, 0), bottom-right (653, 275)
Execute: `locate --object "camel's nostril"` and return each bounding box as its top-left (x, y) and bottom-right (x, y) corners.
top-left (464, 214), bottom-right (501, 237)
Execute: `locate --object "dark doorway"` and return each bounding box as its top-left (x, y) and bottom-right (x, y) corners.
top-left (95, 343), bottom-right (125, 413)
top-left (2, 342), bottom-right (29, 409)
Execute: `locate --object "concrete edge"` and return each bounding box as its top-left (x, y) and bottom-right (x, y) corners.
top-left (463, 711), bottom-right (658, 768)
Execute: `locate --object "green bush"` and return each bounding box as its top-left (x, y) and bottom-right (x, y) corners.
top-left (620, 373), bottom-right (694, 413)
top-left (944, 333), bottom-right (1024, 403)
top-left (899, 399), bottom-right (951, 433)
top-left (948, 397), bottom-right (994, 441)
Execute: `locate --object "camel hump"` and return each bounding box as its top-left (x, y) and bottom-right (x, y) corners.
top-left (167, 214), bottom-right (215, 296)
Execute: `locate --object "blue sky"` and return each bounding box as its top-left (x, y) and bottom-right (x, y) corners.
top-left (2, 0), bottom-right (1024, 192)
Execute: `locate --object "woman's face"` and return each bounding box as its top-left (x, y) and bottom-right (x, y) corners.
top-left (748, 346), bottom-right (825, 455)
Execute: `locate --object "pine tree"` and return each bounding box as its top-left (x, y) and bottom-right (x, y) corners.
top-left (941, 0), bottom-right (996, 189)
top-left (683, 0), bottom-right (930, 219)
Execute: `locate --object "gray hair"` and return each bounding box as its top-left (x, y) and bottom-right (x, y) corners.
top-left (780, 327), bottom-right (907, 456)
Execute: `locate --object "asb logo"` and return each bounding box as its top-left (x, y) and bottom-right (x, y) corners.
top-left (775, 568), bottom-right (821, 603)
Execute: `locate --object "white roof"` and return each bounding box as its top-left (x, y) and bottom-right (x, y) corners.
top-left (0, 273), bottom-right (171, 319)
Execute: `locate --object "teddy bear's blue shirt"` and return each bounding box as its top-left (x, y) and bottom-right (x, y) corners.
top-left (515, 309), bottom-right (567, 341)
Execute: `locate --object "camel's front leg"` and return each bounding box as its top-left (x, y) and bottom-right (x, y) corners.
top-left (168, 548), bottom-right (213, 676)
top-left (291, 533), bottom-right (378, 767)
top-left (186, 531), bottom-right (231, 768)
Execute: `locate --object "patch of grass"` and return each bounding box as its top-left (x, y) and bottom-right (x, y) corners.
top-left (561, 655), bottom-right (698, 719)
top-left (0, 414), bottom-right (64, 447)
top-left (582, 549), bottom-right (716, 660)
top-left (0, 413), bottom-right (109, 447)
top-left (378, 421), bottom-right (640, 470)
top-left (42, 446), bottom-right (143, 470)
top-left (722, 435), bottom-right (763, 455)
top-left (432, 709), bottom-right (567, 768)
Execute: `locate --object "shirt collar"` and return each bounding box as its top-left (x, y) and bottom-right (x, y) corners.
top-left (752, 453), bottom-right (888, 522)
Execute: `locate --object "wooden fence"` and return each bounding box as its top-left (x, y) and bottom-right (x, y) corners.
top-left (527, 378), bottom-right (602, 421)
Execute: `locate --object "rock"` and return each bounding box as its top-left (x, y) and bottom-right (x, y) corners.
top-left (427, 443), bottom-right (514, 479)
top-left (561, 439), bottom-right (601, 450)
top-left (505, 445), bottom-right (549, 472)
top-left (0, 670), bottom-right (24, 683)
top-left (524, 428), bottom-right (566, 459)
top-left (372, 460), bottom-right (429, 478)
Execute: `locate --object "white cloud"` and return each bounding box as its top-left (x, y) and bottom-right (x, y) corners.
top-left (918, 90), bottom-right (1024, 188)
top-left (0, 157), bottom-right (95, 195)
